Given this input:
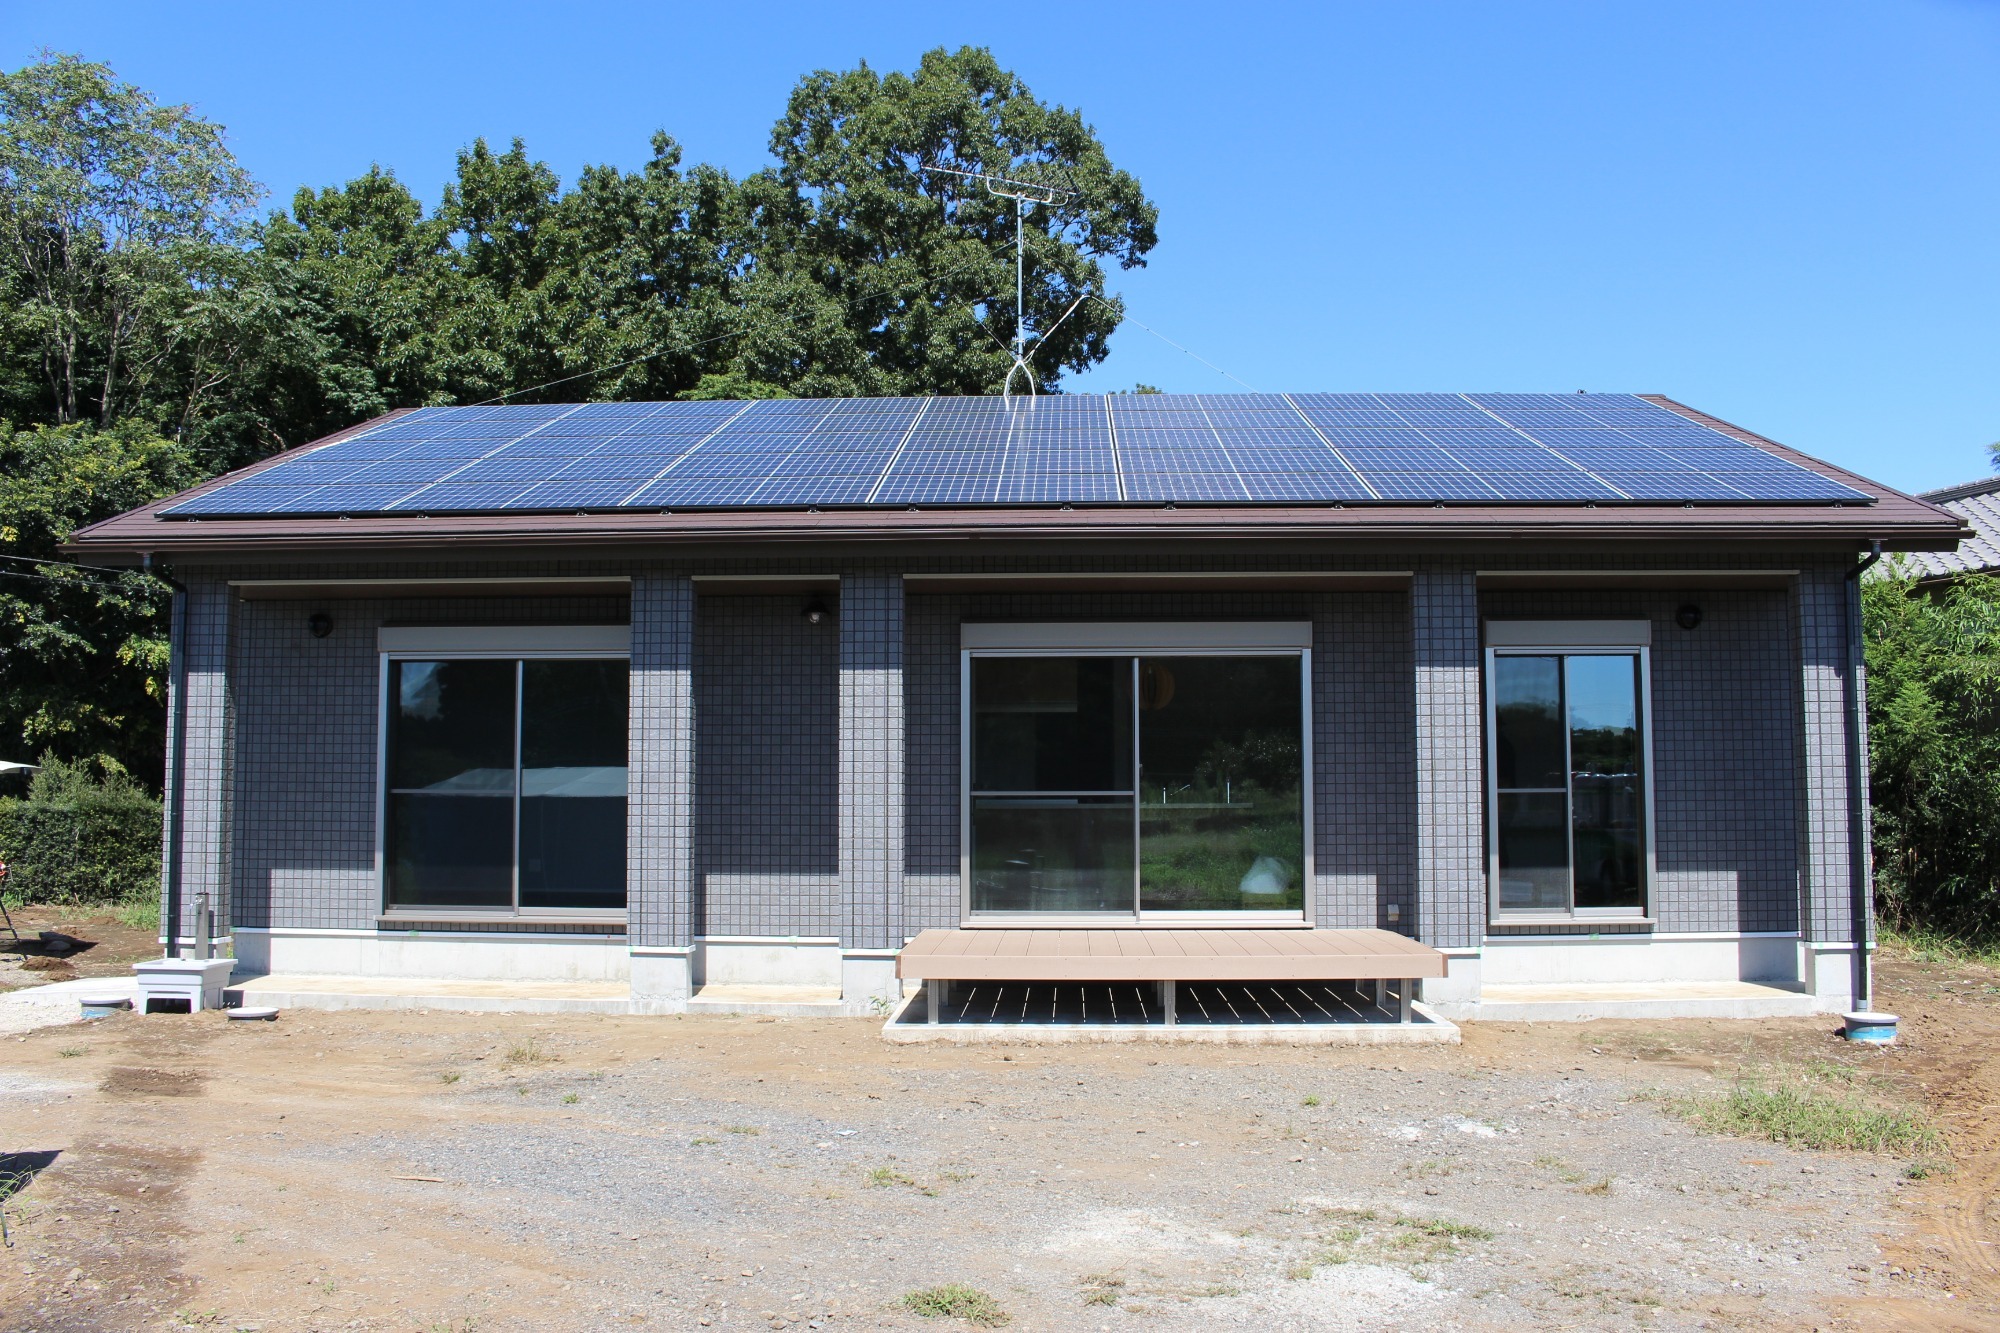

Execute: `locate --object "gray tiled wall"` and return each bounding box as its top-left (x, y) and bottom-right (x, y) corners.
top-left (903, 589), bottom-right (1412, 933)
top-left (229, 590), bottom-right (634, 934)
top-left (1479, 587), bottom-right (1801, 934)
top-left (163, 577), bottom-right (235, 945)
top-left (695, 595), bottom-right (839, 936)
top-left (1794, 562), bottom-right (1868, 944)
top-left (628, 574), bottom-right (696, 949)
top-left (1412, 564), bottom-right (1486, 950)
top-left (205, 547), bottom-right (1869, 955)
top-left (840, 574), bottom-right (906, 950)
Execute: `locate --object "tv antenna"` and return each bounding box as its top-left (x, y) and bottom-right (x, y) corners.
top-left (926, 164), bottom-right (1078, 402)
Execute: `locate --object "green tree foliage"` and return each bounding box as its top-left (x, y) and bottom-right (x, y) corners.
top-left (1864, 566), bottom-right (2000, 939)
top-left (735, 46), bottom-right (1158, 396)
top-left (0, 752), bottom-right (162, 906)
top-left (0, 420), bottom-right (192, 778)
top-left (0, 52), bottom-right (259, 437)
top-left (0, 46), bottom-right (1157, 787)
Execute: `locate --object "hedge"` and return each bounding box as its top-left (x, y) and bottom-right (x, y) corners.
top-left (0, 754), bottom-right (162, 906)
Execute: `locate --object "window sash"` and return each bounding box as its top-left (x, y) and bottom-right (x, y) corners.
top-left (379, 649), bottom-right (629, 920)
top-left (1485, 646), bottom-right (1654, 923)
top-left (961, 643), bottom-right (1313, 924)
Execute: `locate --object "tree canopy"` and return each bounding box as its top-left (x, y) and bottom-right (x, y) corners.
top-left (0, 46), bottom-right (1157, 784)
top-left (1864, 566), bottom-right (2000, 941)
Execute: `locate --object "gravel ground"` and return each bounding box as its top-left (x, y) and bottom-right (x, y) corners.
top-left (1, 991), bottom-right (1978, 1333)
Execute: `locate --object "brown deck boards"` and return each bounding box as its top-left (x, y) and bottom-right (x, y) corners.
top-left (896, 927), bottom-right (1445, 982)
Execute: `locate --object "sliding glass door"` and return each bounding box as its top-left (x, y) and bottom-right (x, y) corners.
top-left (967, 649), bottom-right (1306, 920)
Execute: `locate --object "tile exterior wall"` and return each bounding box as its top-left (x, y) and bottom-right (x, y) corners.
top-left (229, 588), bottom-right (634, 935)
top-left (1412, 564), bottom-right (1486, 950)
top-left (1794, 562), bottom-right (1868, 944)
top-left (163, 577), bottom-right (235, 946)
top-left (628, 574), bottom-right (695, 949)
top-left (840, 574), bottom-right (905, 951)
top-left (904, 589), bottom-right (1413, 934)
top-left (1480, 586), bottom-right (1800, 935)
top-left (201, 547), bottom-right (1870, 959)
top-left (695, 595), bottom-right (839, 936)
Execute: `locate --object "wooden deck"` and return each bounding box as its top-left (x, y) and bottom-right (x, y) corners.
top-left (896, 927), bottom-right (1446, 983)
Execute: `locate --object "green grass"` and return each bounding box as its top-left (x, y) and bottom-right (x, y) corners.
top-left (1300, 1095), bottom-right (1321, 1107)
top-left (901, 1285), bottom-right (1009, 1326)
top-left (1878, 923), bottom-right (2000, 969)
top-left (113, 894), bottom-right (161, 933)
top-left (560, 1092), bottom-right (579, 1105)
top-left (1671, 1075), bottom-right (1946, 1157)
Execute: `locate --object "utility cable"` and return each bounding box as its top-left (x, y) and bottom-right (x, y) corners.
top-left (1086, 295), bottom-right (1261, 393)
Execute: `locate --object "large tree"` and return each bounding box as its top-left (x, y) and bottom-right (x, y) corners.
top-left (734, 45), bottom-right (1158, 396)
top-left (0, 53), bottom-right (259, 436)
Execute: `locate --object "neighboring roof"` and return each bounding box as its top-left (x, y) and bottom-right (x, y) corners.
top-left (1902, 476), bottom-right (2000, 579)
top-left (67, 393), bottom-right (1969, 560)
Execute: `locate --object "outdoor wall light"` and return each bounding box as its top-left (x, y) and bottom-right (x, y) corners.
top-left (1675, 603), bottom-right (1703, 631)
top-left (308, 612), bottom-right (334, 639)
top-left (802, 595), bottom-right (831, 626)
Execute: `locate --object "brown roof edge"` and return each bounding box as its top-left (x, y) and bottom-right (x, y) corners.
top-left (1642, 396), bottom-right (1966, 526)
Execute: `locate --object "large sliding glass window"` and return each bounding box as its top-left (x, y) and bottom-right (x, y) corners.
top-left (965, 625), bottom-right (1309, 920)
top-left (384, 649), bottom-right (628, 916)
top-left (1487, 629), bottom-right (1651, 921)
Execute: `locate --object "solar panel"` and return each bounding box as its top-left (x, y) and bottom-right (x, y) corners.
top-left (159, 392), bottom-right (1873, 516)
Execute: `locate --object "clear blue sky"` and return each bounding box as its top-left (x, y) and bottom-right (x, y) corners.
top-left (12, 0), bottom-right (1999, 493)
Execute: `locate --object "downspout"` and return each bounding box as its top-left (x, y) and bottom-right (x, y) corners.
top-left (1842, 539), bottom-right (1883, 1010)
top-left (144, 553), bottom-right (189, 960)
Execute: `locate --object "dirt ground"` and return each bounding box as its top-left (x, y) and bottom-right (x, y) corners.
top-left (0, 947), bottom-right (1995, 1333)
top-left (0, 908), bottom-right (159, 993)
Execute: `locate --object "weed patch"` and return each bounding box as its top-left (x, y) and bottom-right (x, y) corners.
top-left (1669, 1071), bottom-right (1945, 1157)
top-left (1080, 1273), bottom-right (1124, 1306)
top-left (1299, 1207), bottom-right (1491, 1276)
top-left (902, 1284), bottom-right (1008, 1326)
top-left (503, 1038), bottom-right (554, 1065)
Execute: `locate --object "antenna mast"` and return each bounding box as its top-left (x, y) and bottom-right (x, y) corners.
top-left (926, 164), bottom-right (1076, 401)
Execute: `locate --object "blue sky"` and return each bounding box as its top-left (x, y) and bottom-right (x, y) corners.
top-left (12, 1), bottom-right (1999, 493)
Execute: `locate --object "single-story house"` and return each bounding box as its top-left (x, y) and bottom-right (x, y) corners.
top-left (67, 392), bottom-right (1968, 1024)
top-left (1900, 475), bottom-right (2000, 585)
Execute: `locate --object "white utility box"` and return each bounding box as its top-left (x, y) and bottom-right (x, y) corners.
top-left (132, 958), bottom-right (236, 1013)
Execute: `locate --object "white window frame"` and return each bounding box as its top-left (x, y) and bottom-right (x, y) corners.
top-left (377, 625), bottom-right (631, 924)
top-left (959, 621), bottom-right (1314, 928)
top-left (1483, 620), bottom-right (1657, 926)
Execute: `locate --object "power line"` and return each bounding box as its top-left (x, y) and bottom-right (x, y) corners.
top-left (1086, 296), bottom-right (1261, 393)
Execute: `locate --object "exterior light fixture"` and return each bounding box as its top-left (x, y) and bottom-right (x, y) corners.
top-left (308, 612), bottom-right (334, 639)
top-left (802, 595), bottom-right (830, 626)
top-left (1675, 604), bottom-right (1702, 631)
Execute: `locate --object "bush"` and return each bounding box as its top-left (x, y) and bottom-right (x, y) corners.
top-left (1864, 568), bottom-right (2000, 941)
top-left (0, 753), bottom-right (162, 907)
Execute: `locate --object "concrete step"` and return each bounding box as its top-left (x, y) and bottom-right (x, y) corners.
top-left (1456, 980), bottom-right (1827, 1022)
top-left (686, 984), bottom-right (845, 1017)
top-left (231, 973), bottom-right (633, 1015)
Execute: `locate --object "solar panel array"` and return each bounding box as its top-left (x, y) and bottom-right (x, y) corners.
top-left (162, 392), bottom-right (1872, 517)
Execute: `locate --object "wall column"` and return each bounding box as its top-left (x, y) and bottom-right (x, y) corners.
top-left (1795, 561), bottom-right (1869, 1010)
top-left (628, 572), bottom-right (696, 1009)
top-left (1411, 563), bottom-right (1485, 1004)
top-left (839, 572), bottom-right (905, 1013)
top-left (160, 576), bottom-right (235, 956)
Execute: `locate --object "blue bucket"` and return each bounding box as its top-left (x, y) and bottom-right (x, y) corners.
top-left (1842, 1011), bottom-right (1899, 1044)
top-left (80, 995), bottom-right (132, 1020)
